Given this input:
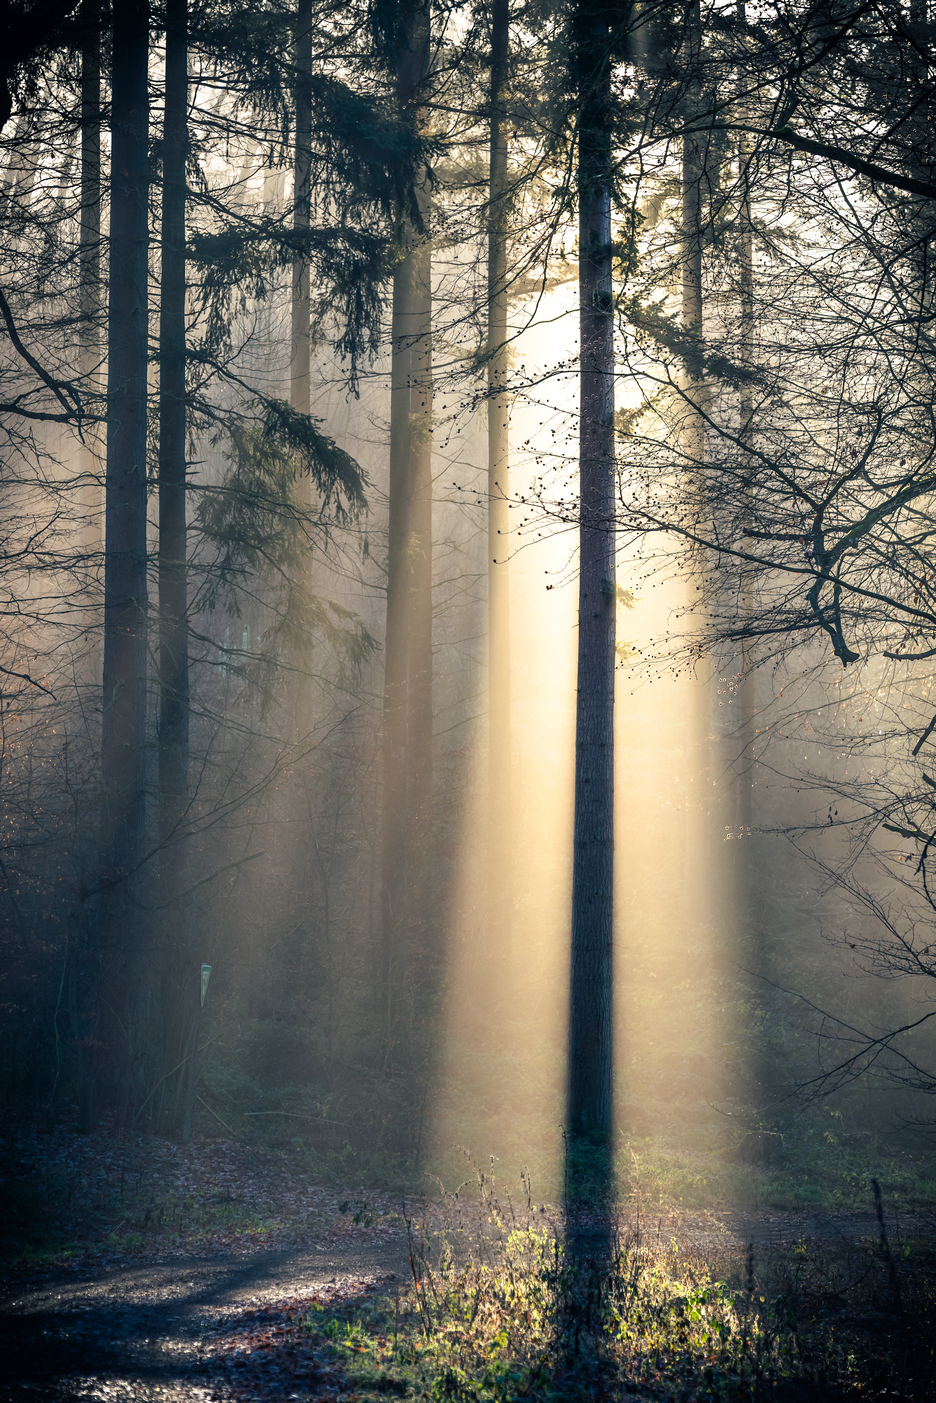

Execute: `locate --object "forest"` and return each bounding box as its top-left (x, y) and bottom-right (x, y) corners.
top-left (3, 0), bottom-right (936, 1398)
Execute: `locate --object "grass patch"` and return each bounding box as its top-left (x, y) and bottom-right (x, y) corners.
top-left (289, 1214), bottom-right (936, 1402)
top-left (619, 1124), bottom-right (936, 1216)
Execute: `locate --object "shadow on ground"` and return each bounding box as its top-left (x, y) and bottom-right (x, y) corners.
top-left (0, 1241), bottom-right (411, 1402)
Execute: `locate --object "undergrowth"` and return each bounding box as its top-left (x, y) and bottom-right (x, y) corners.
top-left (295, 1197), bottom-right (936, 1403)
top-left (621, 1124), bottom-right (935, 1214)
top-left (304, 1230), bottom-right (850, 1402)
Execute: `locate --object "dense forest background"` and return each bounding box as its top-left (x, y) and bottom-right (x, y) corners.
top-left (3, 0), bottom-right (936, 1212)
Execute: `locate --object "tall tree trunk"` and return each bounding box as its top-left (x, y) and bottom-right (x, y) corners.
top-left (680, 0), bottom-right (712, 935)
top-left (74, 0), bottom-right (103, 1133)
top-left (380, 0), bottom-right (432, 1079)
top-left (381, 246), bottom-right (413, 1074)
top-left (680, 1), bottom-right (704, 401)
top-left (407, 160), bottom-right (433, 993)
top-left (735, 1), bottom-right (755, 903)
top-left (157, 0), bottom-right (191, 1136)
top-left (566, 0), bottom-right (615, 1224)
top-left (79, 0), bottom-right (102, 582)
top-left (289, 0), bottom-right (316, 752)
top-left (291, 0), bottom-right (312, 416)
top-left (487, 0), bottom-right (511, 955)
top-left (98, 0), bottom-right (150, 1122)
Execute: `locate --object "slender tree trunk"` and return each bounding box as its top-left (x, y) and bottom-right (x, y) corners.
top-left (157, 0), bottom-right (191, 1135)
top-left (380, 0), bottom-right (431, 1078)
top-left (407, 168), bottom-right (433, 980)
top-left (291, 0), bottom-right (312, 416)
top-left (74, 0), bottom-right (102, 1133)
top-left (98, 0), bottom-right (150, 1121)
top-left (680, 0), bottom-right (713, 934)
top-left (680, 1), bottom-right (704, 403)
top-left (381, 245), bottom-right (413, 1074)
top-left (487, 0), bottom-right (512, 954)
top-left (566, 0), bottom-right (615, 1221)
top-left (79, 0), bottom-right (102, 581)
top-left (289, 0), bottom-right (317, 753)
top-left (735, 7), bottom-right (755, 897)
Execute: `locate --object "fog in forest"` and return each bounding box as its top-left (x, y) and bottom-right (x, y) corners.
top-left (4, 0), bottom-right (936, 1239)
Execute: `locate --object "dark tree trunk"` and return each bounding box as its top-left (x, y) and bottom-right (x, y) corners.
top-left (680, 0), bottom-right (704, 400)
top-left (566, 0), bottom-right (615, 1219)
top-left (380, 0), bottom-right (431, 1078)
top-left (680, 0), bottom-right (713, 936)
top-left (735, 0), bottom-right (754, 897)
top-left (407, 180), bottom-right (432, 975)
top-left (74, 0), bottom-right (102, 1133)
top-left (287, 0), bottom-right (316, 756)
top-left (381, 243), bottom-right (413, 1074)
top-left (291, 0), bottom-right (312, 415)
top-left (78, 0), bottom-right (101, 566)
top-left (157, 0), bottom-right (191, 1135)
top-left (98, 0), bottom-right (150, 1120)
top-left (487, 0), bottom-right (512, 955)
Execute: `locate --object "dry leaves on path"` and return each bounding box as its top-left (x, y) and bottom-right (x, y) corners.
top-left (0, 1119), bottom-right (412, 1276)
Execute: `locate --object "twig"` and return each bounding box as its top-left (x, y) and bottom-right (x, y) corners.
top-left (242, 1110), bottom-right (347, 1125)
top-left (0, 284), bottom-right (81, 420)
top-left (197, 1094), bottom-right (238, 1138)
top-left (913, 712), bottom-right (936, 756)
top-left (871, 1178), bottom-right (902, 1312)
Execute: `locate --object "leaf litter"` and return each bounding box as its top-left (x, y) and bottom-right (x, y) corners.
top-left (0, 1117), bottom-right (410, 1274)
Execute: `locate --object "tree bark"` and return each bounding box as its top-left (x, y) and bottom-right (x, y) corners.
top-left (487, 0), bottom-right (512, 956)
top-left (680, 0), bottom-right (713, 935)
top-left (288, 0), bottom-right (314, 745)
top-left (98, 0), bottom-right (150, 1119)
top-left (157, 0), bottom-right (190, 1134)
top-left (381, 244), bottom-right (413, 1074)
top-left (566, 0), bottom-right (615, 1218)
top-left (407, 162), bottom-right (433, 986)
top-left (74, 0), bottom-right (102, 1133)
top-left (78, 0), bottom-right (102, 577)
top-left (291, 0), bottom-right (312, 416)
top-left (735, 0), bottom-right (755, 896)
top-left (380, 0), bottom-right (432, 1078)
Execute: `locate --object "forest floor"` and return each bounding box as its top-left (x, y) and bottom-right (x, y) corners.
top-left (2, 1123), bottom-right (935, 1401)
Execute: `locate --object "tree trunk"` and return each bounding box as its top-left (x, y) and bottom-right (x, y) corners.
top-left (380, 0), bottom-right (432, 1079)
top-left (680, 0), bottom-right (704, 402)
top-left (735, 0), bottom-right (754, 900)
top-left (74, 0), bottom-right (102, 1134)
top-left (487, 0), bottom-right (512, 956)
top-left (407, 173), bottom-right (433, 989)
top-left (98, 0), bottom-right (150, 1121)
top-left (680, 0), bottom-right (713, 936)
top-left (381, 245), bottom-right (413, 1075)
top-left (157, 0), bottom-right (190, 1135)
top-left (78, 0), bottom-right (102, 578)
top-left (287, 0), bottom-right (314, 759)
top-left (291, 0), bottom-right (312, 416)
top-left (566, 0), bottom-right (615, 1220)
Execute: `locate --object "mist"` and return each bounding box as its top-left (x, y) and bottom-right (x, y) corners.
top-left (2, 0), bottom-right (936, 1251)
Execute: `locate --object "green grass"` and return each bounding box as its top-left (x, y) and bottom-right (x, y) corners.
top-left (619, 1124), bottom-right (936, 1215)
top-left (295, 1219), bottom-right (904, 1402)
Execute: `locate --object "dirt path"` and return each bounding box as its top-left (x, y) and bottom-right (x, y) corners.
top-left (0, 1241), bottom-right (411, 1403)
